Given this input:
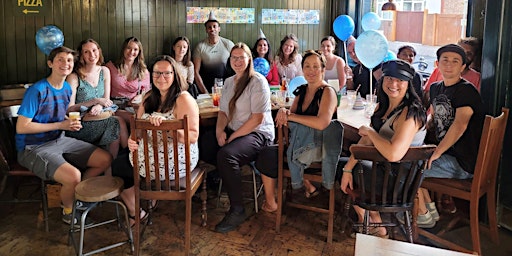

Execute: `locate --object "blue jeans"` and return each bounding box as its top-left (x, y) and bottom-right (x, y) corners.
top-left (424, 154), bottom-right (473, 179)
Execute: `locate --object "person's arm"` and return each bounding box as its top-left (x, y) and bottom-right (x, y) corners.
top-left (102, 66), bottom-right (112, 99)
top-left (345, 66), bottom-right (355, 90)
top-left (340, 135), bottom-right (373, 193)
top-left (287, 87), bottom-right (337, 130)
top-left (428, 106), bottom-right (473, 167)
top-left (215, 110), bottom-right (229, 146)
top-left (294, 55), bottom-right (303, 77)
top-left (336, 57), bottom-right (347, 88)
top-left (16, 115), bottom-right (80, 134)
top-left (187, 62), bottom-right (195, 84)
top-left (359, 107), bottom-right (423, 162)
top-left (140, 69), bottom-right (151, 94)
top-left (193, 57), bottom-right (207, 94)
top-left (173, 92), bottom-right (200, 143)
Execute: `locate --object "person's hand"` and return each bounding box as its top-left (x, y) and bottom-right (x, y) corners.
top-left (128, 137), bottom-right (139, 152)
top-left (89, 104), bottom-right (103, 115)
top-left (132, 94), bottom-right (143, 104)
top-left (148, 115), bottom-right (164, 126)
top-left (62, 117), bottom-right (82, 131)
top-left (97, 98), bottom-right (113, 107)
top-left (427, 150), bottom-right (441, 169)
top-left (340, 172), bottom-right (353, 194)
top-left (344, 66), bottom-right (353, 78)
top-left (275, 108), bottom-right (289, 127)
top-left (358, 125), bottom-right (374, 137)
top-left (216, 131), bottom-right (227, 147)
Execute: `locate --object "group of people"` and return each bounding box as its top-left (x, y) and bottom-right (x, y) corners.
top-left (14, 9), bottom-right (484, 240)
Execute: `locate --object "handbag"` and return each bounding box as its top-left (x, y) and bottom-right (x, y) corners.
top-left (80, 104), bottom-right (118, 122)
top-left (187, 82), bottom-right (199, 99)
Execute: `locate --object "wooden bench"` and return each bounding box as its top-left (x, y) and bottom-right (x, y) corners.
top-left (0, 105), bottom-right (51, 232)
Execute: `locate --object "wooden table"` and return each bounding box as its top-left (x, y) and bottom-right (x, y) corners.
top-left (337, 96), bottom-right (371, 153)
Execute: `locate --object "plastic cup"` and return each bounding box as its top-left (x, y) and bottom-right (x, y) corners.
top-left (347, 90), bottom-right (357, 106)
top-left (212, 86), bottom-right (222, 107)
top-left (366, 94), bottom-right (377, 104)
top-left (69, 112), bottom-right (80, 121)
top-left (276, 91), bottom-right (286, 107)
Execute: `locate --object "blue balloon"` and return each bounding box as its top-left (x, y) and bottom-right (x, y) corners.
top-left (383, 50), bottom-right (397, 62)
top-left (288, 76), bottom-right (307, 93)
top-left (333, 15), bottom-right (355, 41)
top-left (35, 25), bottom-right (64, 55)
top-left (361, 12), bottom-right (381, 31)
top-left (355, 30), bottom-right (388, 69)
top-left (253, 57), bottom-right (270, 76)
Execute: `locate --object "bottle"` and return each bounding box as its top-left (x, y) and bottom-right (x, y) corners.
top-left (280, 75), bottom-right (288, 92)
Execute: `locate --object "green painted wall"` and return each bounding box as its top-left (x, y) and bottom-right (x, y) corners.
top-left (0, 0), bottom-right (332, 85)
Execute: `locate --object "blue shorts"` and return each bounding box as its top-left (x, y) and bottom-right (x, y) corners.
top-left (17, 135), bottom-right (98, 180)
top-left (423, 154), bottom-right (473, 179)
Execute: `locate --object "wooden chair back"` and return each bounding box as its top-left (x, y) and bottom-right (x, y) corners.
top-left (418, 107), bottom-right (509, 254)
top-left (350, 145), bottom-right (436, 212)
top-left (130, 115), bottom-right (207, 256)
top-left (347, 145), bottom-right (436, 243)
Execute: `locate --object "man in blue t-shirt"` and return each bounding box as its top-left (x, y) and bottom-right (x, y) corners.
top-left (15, 47), bottom-right (112, 226)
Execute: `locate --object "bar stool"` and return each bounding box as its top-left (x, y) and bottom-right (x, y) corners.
top-left (68, 176), bottom-right (133, 256)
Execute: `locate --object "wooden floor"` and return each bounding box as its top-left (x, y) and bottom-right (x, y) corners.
top-left (1, 171), bottom-right (511, 256)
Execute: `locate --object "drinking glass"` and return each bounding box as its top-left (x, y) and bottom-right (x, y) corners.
top-left (212, 86), bottom-right (222, 107)
top-left (346, 90), bottom-right (357, 106)
top-left (275, 91), bottom-right (286, 107)
top-left (214, 78), bottom-right (223, 88)
top-left (69, 112), bottom-right (80, 121)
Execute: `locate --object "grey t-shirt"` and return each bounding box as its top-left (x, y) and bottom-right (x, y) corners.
top-left (219, 72), bottom-right (275, 141)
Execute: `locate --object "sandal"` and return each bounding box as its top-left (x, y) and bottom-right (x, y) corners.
top-left (261, 200), bottom-right (277, 213)
top-left (129, 209), bottom-right (149, 228)
top-left (305, 188), bottom-right (320, 199)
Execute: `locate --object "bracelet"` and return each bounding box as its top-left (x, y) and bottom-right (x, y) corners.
top-left (342, 168), bottom-right (352, 173)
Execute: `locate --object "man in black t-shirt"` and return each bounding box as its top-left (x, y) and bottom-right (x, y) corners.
top-left (412, 44), bottom-right (484, 228)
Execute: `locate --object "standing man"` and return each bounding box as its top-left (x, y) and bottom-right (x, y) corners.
top-left (344, 36), bottom-right (378, 98)
top-left (15, 46), bottom-right (112, 226)
top-left (193, 11), bottom-right (234, 93)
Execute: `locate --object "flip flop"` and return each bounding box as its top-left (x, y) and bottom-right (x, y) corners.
top-left (305, 187), bottom-right (320, 199)
top-left (150, 200), bottom-right (159, 211)
top-left (261, 200), bottom-right (277, 213)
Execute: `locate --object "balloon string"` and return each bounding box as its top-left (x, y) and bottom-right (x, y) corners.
top-left (343, 42), bottom-right (348, 64)
top-left (369, 69), bottom-right (373, 100)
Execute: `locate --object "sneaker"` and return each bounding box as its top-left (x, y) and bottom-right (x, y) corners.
top-left (426, 202), bottom-right (440, 221)
top-left (62, 209), bottom-right (95, 228)
top-left (396, 211), bottom-right (436, 228)
top-left (214, 210), bottom-right (246, 233)
top-left (61, 201), bottom-right (97, 211)
top-left (441, 196), bottom-right (457, 214)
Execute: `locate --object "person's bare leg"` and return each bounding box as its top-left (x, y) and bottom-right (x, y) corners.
top-left (114, 116), bottom-right (129, 148)
top-left (261, 174), bottom-right (277, 211)
top-left (353, 205), bottom-right (386, 236)
top-left (53, 163), bottom-right (82, 209)
top-left (83, 148), bottom-right (112, 179)
top-left (119, 186), bottom-right (147, 225)
top-left (417, 188), bottom-right (430, 214)
top-left (304, 179), bottom-right (317, 195)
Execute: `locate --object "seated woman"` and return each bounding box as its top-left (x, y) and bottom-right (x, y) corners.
top-left (276, 34), bottom-right (303, 82)
top-left (106, 37), bottom-right (151, 123)
top-left (339, 59), bottom-right (427, 238)
top-left (113, 55), bottom-right (199, 224)
top-left (274, 50), bottom-right (338, 201)
top-left (170, 36), bottom-right (198, 97)
top-left (66, 39), bottom-right (128, 159)
top-left (320, 36), bottom-right (346, 90)
top-left (251, 31), bottom-right (280, 86)
top-left (214, 43), bottom-right (275, 233)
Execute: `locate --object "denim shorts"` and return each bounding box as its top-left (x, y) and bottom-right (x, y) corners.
top-left (423, 154), bottom-right (473, 179)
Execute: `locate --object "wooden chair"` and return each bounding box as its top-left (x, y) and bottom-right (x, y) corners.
top-left (0, 105), bottom-right (51, 232)
top-left (130, 115), bottom-right (207, 256)
top-left (275, 125), bottom-right (339, 244)
top-left (418, 108), bottom-right (509, 254)
top-left (343, 145), bottom-right (436, 243)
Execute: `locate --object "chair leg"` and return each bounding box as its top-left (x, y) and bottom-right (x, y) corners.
top-left (185, 197), bottom-right (192, 256)
top-left (340, 193), bottom-right (353, 234)
top-left (276, 175), bottom-right (284, 232)
top-left (41, 180), bottom-right (49, 232)
top-left (469, 198), bottom-right (481, 255)
top-left (404, 211), bottom-right (414, 243)
top-left (363, 210), bottom-right (370, 234)
top-left (487, 192), bottom-right (499, 244)
top-left (327, 188), bottom-right (335, 244)
top-left (252, 170), bottom-right (258, 213)
top-left (216, 179), bottom-right (223, 208)
top-left (201, 176), bottom-right (207, 227)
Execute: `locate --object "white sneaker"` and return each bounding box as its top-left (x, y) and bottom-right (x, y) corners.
top-left (426, 202), bottom-right (440, 221)
top-left (396, 211), bottom-right (436, 228)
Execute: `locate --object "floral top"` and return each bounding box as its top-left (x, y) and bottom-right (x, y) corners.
top-left (129, 111), bottom-right (199, 180)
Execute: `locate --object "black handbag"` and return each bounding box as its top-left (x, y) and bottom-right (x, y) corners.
top-left (187, 82), bottom-right (200, 99)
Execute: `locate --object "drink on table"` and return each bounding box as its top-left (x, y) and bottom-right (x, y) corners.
top-left (69, 112), bottom-right (80, 121)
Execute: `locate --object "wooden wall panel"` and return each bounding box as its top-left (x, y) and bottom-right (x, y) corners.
top-left (0, 0), bottom-right (330, 86)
